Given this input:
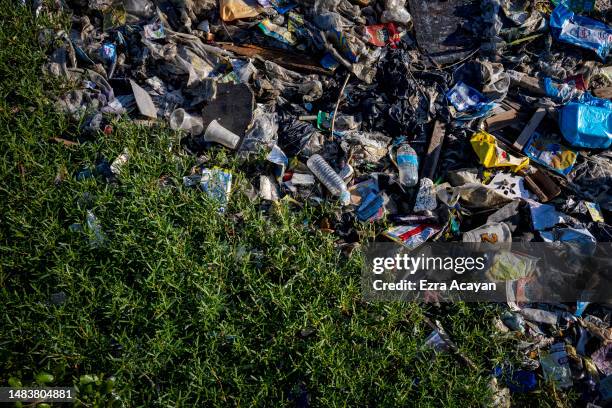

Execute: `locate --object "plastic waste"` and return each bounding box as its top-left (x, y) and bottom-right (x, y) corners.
top-left (528, 201), bottom-right (573, 231)
top-left (306, 154), bottom-right (350, 205)
top-left (488, 173), bottom-right (531, 200)
top-left (340, 131), bottom-right (391, 166)
top-left (523, 132), bottom-right (577, 176)
top-left (259, 175), bottom-right (280, 201)
top-left (356, 192), bottom-right (385, 222)
top-left (199, 168), bottom-right (233, 212)
top-left (363, 23), bottom-right (401, 48)
top-left (551, 0), bottom-right (595, 13)
top-left (470, 131), bottom-right (529, 172)
top-left (540, 227), bottom-right (597, 246)
top-left (463, 222), bottom-right (512, 243)
top-left (413, 178), bottom-right (437, 212)
top-left (506, 370), bottom-right (537, 393)
top-left (424, 329), bottom-right (450, 352)
top-left (143, 22), bottom-right (165, 40)
top-left (446, 82), bottom-right (496, 120)
top-left (258, 19), bottom-right (297, 45)
top-left (489, 378), bottom-right (511, 408)
top-left (110, 148), bottom-right (129, 176)
top-left (204, 120), bottom-right (241, 149)
top-left (452, 61), bottom-right (510, 103)
top-left (170, 109), bottom-right (204, 136)
top-left (382, 224), bottom-right (440, 250)
top-left (436, 182), bottom-right (512, 209)
top-left (130, 79), bottom-right (157, 119)
top-left (540, 343), bottom-right (573, 389)
top-left (123, 0), bottom-right (154, 18)
top-left (381, 0), bottom-right (411, 25)
top-left (501, 311), bottom-right (525, 333)
top-left (239, 108), bottom-right (278, 156)
top-left (394, 143), bottom-right (419, 187)
top-left (520, 308), bottom-right (558, 325)
top-left (599, 375), bottom-right (612, 401)
top-left (220, 0), bottom-right (261, 21)
top-left (86, 210), bottom-right (107, 248)
top-left (549, 5), bottom-right (612, 60)
top-left (486, 251), bottom-right (538, 281)
top-left (559, 102), bottom-right (612, 149)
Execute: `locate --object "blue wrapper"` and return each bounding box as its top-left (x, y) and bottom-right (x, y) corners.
top-left (99, 43), bottom-right (117, 64)
top-left (320, 52), bottom-right (339, 70)
top-left (446, 82), bottom-right (496, 120)
top-left (550, 5), bottom-right (612, 59)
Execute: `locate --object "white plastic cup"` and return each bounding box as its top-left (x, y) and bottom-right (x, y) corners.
top-left (203, 120), bottom-right (240, 149)
top-left (170, 108), bottom-right (204, 135)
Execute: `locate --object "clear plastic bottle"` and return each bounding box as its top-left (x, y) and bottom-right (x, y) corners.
top-left (307, 154), bottom-right (351, 205)
top-left (395, 143), bottom-right (419, 187)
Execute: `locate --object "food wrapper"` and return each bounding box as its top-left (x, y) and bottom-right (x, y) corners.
top-left (524, 132), bottom-right (577, 176)
top-left (382, 224), bottom-right (440, 250)
top-left (364, 23), bottom-right (401, 48)
top-left (200, 168), bottom-right (233, 211)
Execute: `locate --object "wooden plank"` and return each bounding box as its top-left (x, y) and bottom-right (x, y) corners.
top-left (216, 43), bottom-right (331, 75)
top-left (421, 120), bottom-right (445, 180)
top-left (484, 108), bottom-right (519, 132)
top-left (522, 168), bottom-right (561, 202)
top-left (509, 73), bottom-right (563, 97)
top-left (512, 108), bottom-right (546, 151)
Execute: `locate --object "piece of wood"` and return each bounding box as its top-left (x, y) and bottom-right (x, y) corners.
top-left (509, 73), bottom-right (565, 97)
top-left (593, 87), bottom-right (612, 99)
top-left (513, 108), bottom-right (546, 151)
top-left (421, 120), bottom-right (445, 180)
top-left (521, 168), bottom-right (561, 202)
top-left (216, 43), bottom-right (331, 75)
top-left (510, 74), bottom-right (548, 96)
top-left (484, 109), bottom-right (519, 132)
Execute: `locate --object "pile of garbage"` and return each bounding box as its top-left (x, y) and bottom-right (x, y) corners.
top-left (37, 0), bottom-right (611, 404)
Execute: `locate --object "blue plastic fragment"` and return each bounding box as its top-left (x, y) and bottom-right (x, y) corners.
top-left (506, 370), bottom-right (537, 393)
top-left (559, 95), bottom-right (612, 149)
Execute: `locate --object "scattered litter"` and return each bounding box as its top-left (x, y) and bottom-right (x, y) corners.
top-left (39, 0), bottom-right (612, 404)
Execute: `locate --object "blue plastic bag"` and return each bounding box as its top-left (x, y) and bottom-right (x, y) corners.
top-left (549, 5), bottom-right (612, 60)
top-left (559, 97), bottom-right (612, 149)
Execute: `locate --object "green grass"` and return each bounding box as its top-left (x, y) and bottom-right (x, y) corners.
top-left (0, 2), bottom-right (566, 407)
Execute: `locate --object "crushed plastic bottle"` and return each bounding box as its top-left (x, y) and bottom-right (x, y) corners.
top-left (307, 154), bottom-right (350, 205)
top-left (395, 143), bottom-right (419, 187)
